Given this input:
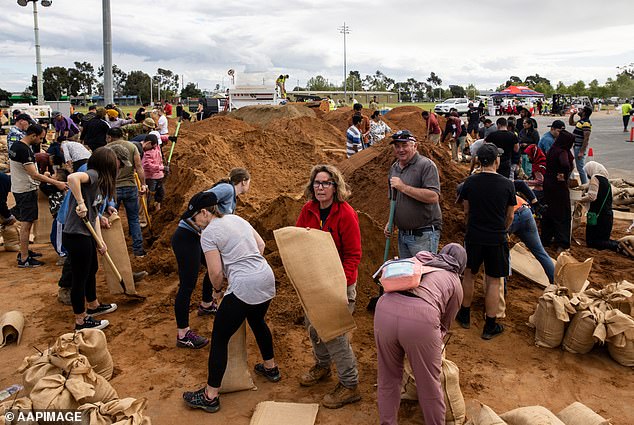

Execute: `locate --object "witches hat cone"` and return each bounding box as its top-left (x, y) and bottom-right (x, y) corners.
top-left (587, 147), bottom-right (594, 158)
top-left (628, 127), bottom-right (634, 143)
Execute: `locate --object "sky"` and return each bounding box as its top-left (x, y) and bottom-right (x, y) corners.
top-left (1, 0), bottom-right (633, 94)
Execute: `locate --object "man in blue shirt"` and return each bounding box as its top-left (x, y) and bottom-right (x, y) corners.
top-left (538, 120), bottom-right (565, 154)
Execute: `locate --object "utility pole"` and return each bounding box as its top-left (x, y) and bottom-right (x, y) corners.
top-left (338, 22), bottom-right (350, 103)
top-left (102, 0), bottom-right (113, 105)
top-left (17, 0), bottom-right (52, 105)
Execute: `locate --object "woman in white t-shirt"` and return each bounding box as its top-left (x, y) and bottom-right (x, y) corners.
top-left (182, 191), bottom-right (280, 413)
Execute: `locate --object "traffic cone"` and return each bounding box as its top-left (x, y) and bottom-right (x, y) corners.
top-left (628, 122), bottom-right (634, 143)
top-left (587, 148), bottom-right (594, 158)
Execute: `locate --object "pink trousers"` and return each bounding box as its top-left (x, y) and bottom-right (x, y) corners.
top-left (374, 293), bottom-right (444, 425)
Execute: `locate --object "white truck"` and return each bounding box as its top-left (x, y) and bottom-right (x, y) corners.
top-left (434, 98), bottom-right (471, 115)
top-left (1, 103), bottom-right (53, 134)
top-left (226, 86), bottom-right (285, 111)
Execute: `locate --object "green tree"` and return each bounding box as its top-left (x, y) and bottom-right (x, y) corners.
top-left (180, 82), bottom-right (203, 98)
top-left (345, 71), bottom-right (363, 93)
top-left (97, 64), bottom-right (127, 96)
top-left (30, 66), bottom-right (73, 100)
top-left (124, 70), bottom-right (152, 103)
top-left (73, 61), bottom-right (96, 95)
top-left (393, 81), bottom-right (412, 102)
top-left (524, 74), bottom-right (551, 87)
top-left (306, 75), bottom-right (333, 91)
top-left (449, 85), bottom-right (466, 98)
top-left (154, 68), bottom-right (179, 99)
top-left (555, 81), bottom-right (568, 94)
top-left (0, 87), bottom-right (11, 101)
top-left (426, 72), bottom-right (442, 100)
top-left (363, 70), bottom-right (395, 91)
top-left (465, 83), bottom-right (478, 99)
top-left (504, 76), bottom-right (523, 87)
top-left (568, 80), bottom-right (587, 96)
top-left (533, 82), bottom-right (554, 96)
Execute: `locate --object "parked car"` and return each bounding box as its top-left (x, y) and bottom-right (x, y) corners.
top-left (434, 98), bottom-right (470, 115)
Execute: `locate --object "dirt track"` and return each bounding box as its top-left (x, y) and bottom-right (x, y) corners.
top-left (1, 105), bottom-right (633, 424)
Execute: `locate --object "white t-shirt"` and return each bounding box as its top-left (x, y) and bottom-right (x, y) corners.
top-left (200, 214), bottom-right (275, 305)
top-left (157, 115), bottom-right (168, 135)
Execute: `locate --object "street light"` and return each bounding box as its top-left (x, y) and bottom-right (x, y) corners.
top-left (338, 22), bottom-right (350, 103)
top-left (17, 0), bottom-right (52, 105)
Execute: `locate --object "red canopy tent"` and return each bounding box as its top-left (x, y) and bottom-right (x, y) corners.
top-left (491, 85), bottom-right (544, 97)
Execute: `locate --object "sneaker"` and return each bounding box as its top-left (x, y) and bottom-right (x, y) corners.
top-left (456, 307), bottom-right (470, 329)
top-left (482, 323), bottom-right (504, 340)
top-left (17, 255), bottom-right (44, 268)
top-left (56, 256), bottom-right (67, 266)
top-left (254, 363), bottom-right (281, 382)
top-left (134, 250), bottom-right (147, 258)
top-left (76, 316), bottom-right (109, 330)
top-left (28, 250), bottom-right (43, 258)
top-left (300, 364), bottom-right (331, 387)
top-left (197, 302), bottom-right (218, 316)
top-left (177, 330), bottom-right (209, 349)
top-left (321, 383), bottom-right (361, 409)
top-left (133, 271), bottom-right (148, 283)
top-left (58, 287), bottom-right (72, 305)
top-left (183, 388), bottom-right (220, 413)
top-left (86, 303), bottom-right (118, 317)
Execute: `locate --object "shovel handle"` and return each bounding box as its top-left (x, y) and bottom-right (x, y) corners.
top-left (82, 217), bottom-right (123, 283)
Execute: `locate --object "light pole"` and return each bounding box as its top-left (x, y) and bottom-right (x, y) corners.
top-left (102, 0), bottom-right (113, 105)
top-left (17, 0), bottom-right (51, 105)
top-left (338, 22), bottom-right (350, 103)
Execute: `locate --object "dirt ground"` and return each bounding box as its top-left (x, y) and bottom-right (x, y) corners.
top-left (1, 105), bottom-right (633, 424)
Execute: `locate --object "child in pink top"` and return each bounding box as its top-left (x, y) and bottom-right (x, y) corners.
top-left (141, 134), bottom-right (165, 211)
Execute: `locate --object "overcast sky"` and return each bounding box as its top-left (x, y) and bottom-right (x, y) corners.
top-left (1, 0), bottom-right (633, 93)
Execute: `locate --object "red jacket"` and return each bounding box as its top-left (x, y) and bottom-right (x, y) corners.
top-left (296, 200), bottom-right (362, 286)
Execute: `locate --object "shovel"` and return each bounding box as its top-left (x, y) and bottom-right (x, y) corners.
top-left (367, 187), bottom-right (397, 312)
top-left (134, 172), bottom-right (151, 229)
top-left (166, 117), bottom-right (182, 170)
top-left (82, 217), bottom-right (146, 300)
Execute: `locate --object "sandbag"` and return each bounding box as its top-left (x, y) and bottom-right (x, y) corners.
top-left (562, 311), bottom-right (598, 354)
top-left (509, 242), bottom-right (553, 289)
top-left (53, 329), bottom-right (114, 380)
top-left (0, 397), bottom-right (37, 425)
top-left (249, 401), bottom-right (319, 425)
top-left (30, 374), bottom-right (95, 410)
top-left (400, 357), bottom-right (466, 425)
top-left (100, 214), bottom-right (137, 295)
top-left (529, 286), bottom-right (575, 348)
top-left (17, 351), bottom-right (60, 395)
top-left (464, 400), bottom-right (507, 425)
top-left (219, 321), bottom-right (256, 394)
top-left (273, 227), bottom-right (356, 342)
top-left (56, 355), bottom-right (118, 404)
top-left (500, 406), bottom-right (565, 425)
top-left (556, 402), bottom-right (610, 425)
top-left (34, 190), bottom-right (52, 244)
top-left (0, 223), bottom-right (20, 251)
top-left (0, 311), bottom-right (25, 348)
top-left (617, 235), bottom-right (634, 258)
top-left (604, 309), bottom-right (634, 367)
top-left (554, 252), bottom-right (592, 294)
top-left (79, 397), bottom-right (152, 425)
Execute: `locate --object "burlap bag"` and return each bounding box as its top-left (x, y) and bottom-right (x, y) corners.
top-left (219, 321), bottom-right (256, 394)
top-left (249, 401), bottom-right (319, 425)
top-left (400, 357), bottom-right (465, 425)
top-left (509, 242), bottom-right (553, 289)
top-left (0, 311), bottom-right (25, 347)
top-left (100, 214), bottom-right (137, 295)
top-left (0, 397), bottom-right (37, 425)
top-left (604, 309), bottom-right (634, 367)
top-left (617, 235), bottom-right (634, 258)
top-left (53, 329), bottom-right (114, 380)
top-left (273, 227), bottom-right (355, 342)
top-left (30, 374), bottom-right (95, 410)
top-left (0, 223), bottom-right (20, 252)
top-left (464, 400), bottom-right (507, 425)
top-left (16, 351), bottom-right (60, 395)
top-left (562, 310), bottom-right (600, 354)
top-left (33, 190), bottom-right (53, 244)
top-left (500, 406), bottom-right (565, 425)
top-left (529, 286), bottom-right (575, 348)
top-left (79, 397), bottom-right (151, 425)
top-left (554, 252), bottom-right (593, 294)
top-left (52, 354), bottom-right (118, 404)
top-left (556, 402), bottom-right (610, 425)
top-left (483, 277), bottom-right (506, 319)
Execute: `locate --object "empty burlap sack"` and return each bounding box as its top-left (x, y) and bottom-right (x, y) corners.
top-left (554, 252), bottom-right (593, 294)
top-left (30, 374), bottom-right (95, 410)
top-left (500, 406), bottom-right (565, 425)
top-left (273, 227), bottom-right (355, 342)
top-left (34, 190), bottom-right (52, 244)
top-left (562, 309), bottom-right (601, 354)
top-left (249, 401), bottom-right (319, 425)
top-left (0, 223), bottom-right (20, 251)
top-left (0, 397), bottom-right (37, 425)
top-left (400, 357), bottom-right (466, 425)
top-left (529, 286), bottom-right (575, 348)
top-left (17, 350), bottom-right (60, 395)
top-left (0, 311), bottom-right (25, 348)
top-left (464, 400), bottom-right (506, 425)
top-left (50, 354), bottom-right (118, 404)
top-left (604, 309), bottom-right (634, 367)
top-left (79, 397), bottom-right (151, 425)
top-left (53, 329), bottom-right (114, 380)
top-left (100, 214), bottom-right (137, 295)
top-left (483, 277), bottom-right (506, 319)
top-left (509, 242), bottom-right (553, 289)
top-left (219, 321), bottom-right (256, 394)
top-left (617, 235), bottom-right (634, 258)
top-left (556, 402), bottom-right (611, 425)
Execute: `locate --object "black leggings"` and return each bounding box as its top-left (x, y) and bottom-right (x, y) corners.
top-left (208, 293), bottom-right (274, 388)
top-left (62, 233), bottom-right (98, 314)
top-left (624, 115), bottom-right (631, 130)
top-left (171, 226), bottom-right (213, 329)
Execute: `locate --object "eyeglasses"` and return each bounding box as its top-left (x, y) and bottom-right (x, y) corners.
top-left (313, 181), bottom-right (336, 189)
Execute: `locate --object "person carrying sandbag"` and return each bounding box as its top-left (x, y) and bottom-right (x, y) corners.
top-left (374, 243), bottom-right (466, 425)
top-left (295, 164), bottom-right (362, 409)
top-left (182, 191), bottom-right (280, 413)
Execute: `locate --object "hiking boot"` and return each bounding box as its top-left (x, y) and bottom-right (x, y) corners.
top-left (456, 306), bottom-right (471, 329)
top-left (86, 303), bottom-right (118, 317)
top-left (17, 255), bottom-right (44, 268)
top-left (133, 271), bottom-right (148, 283)
top-left (482, 323), bottom-right (504, 340)
top-left (300, 364), bottom-right (331, 387)
top-left (183, 388), bottom-right (220, 413)
top-left (58, 287), bottom-right (72, 305)
top-left (76, 316), bottom-right (109, 330)
top-left (321, 383), bottom-right (361, 409)
top-left (197, 302), bottom-right (218, 316)
top-left (28, 250), bottom-right (43, 258)
top-left (254, 363), bottom-right (282, 382)
top-left (177, 330), bottom-right (209, 349)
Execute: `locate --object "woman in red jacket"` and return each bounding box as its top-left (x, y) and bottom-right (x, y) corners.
top-left (295, 164), bottom-right (362, 409)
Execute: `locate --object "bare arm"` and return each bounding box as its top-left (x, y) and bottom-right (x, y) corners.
top-left (204, 250), bottom-right (225, 291)
top-left (133, 150), bottom-right (145, 185)
top-left (580, 130), bottom-right (591, 153)
top-left (568, 113), bottom-right (576, 126)
top-left (24, 163), bottom-right (65, 190)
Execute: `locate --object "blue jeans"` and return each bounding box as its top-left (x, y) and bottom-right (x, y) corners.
top-left (573, 145), bottom-right (588, 184)
top-left (116, 186), bottom-right (144, 254)
top-left (510, 208), bottom-right (554, 283)
top-left (397, 229), bottom-right (440, 258)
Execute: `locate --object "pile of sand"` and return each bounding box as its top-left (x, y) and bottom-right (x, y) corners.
top-left (229, 104), bottom-right (316, 127)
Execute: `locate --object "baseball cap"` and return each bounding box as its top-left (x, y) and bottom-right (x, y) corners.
top-left (107, 144), bottom-right (132, 167)
top-left (142, 117), bottom-right (156, 129)
top-left (181, 192), bottom-right (218, 220)
top-left (15, 113), bottom-right (36, 124)
top-left (476, 143), bottom-right (503, 166)
top-left (547, 120), bottom-right (566, 130)
top-left (390, 129), bottom-right (416, 144)
top-left (52, 111), bottom-right (62, 118)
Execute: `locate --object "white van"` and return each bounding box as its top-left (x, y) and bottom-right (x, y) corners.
top-left (434, 98), bottom-right (470, 115)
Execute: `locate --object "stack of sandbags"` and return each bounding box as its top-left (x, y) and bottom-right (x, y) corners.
top-left (500, 406), bottom-right (565, 424)
top-left (0, 223), bottom-right (20, 252)
top-left (465, 400), bottom-right (613, 425)
top-left (609, 178), bottom-right (634, 207)
top-left (617, 235), bottom-right (634, 258)
top-left (464, 400), bottom-right (506, 425)
top-left (0, 397), bottom-right (37, 425)
top-left (401, 355), bottom-right (466, 425)
top-left (78, 397), bottom-right (152, 425)
top-left (529, 285), bottom-right (576, 348)
top-left (52, 329), bottom-right (114, 380)
top-left (556, 401), bottom-right (612, 425)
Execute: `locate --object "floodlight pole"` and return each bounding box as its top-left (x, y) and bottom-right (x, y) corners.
top-left (338, 23), bottom-right (350, 103)
top-left (102, 0), bottom-right (113, 105)
top-left (18, 0), bottom-right (50, 105)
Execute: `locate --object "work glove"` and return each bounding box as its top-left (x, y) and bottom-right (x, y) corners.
top-left (163, 165), bottom-right (170, 176)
